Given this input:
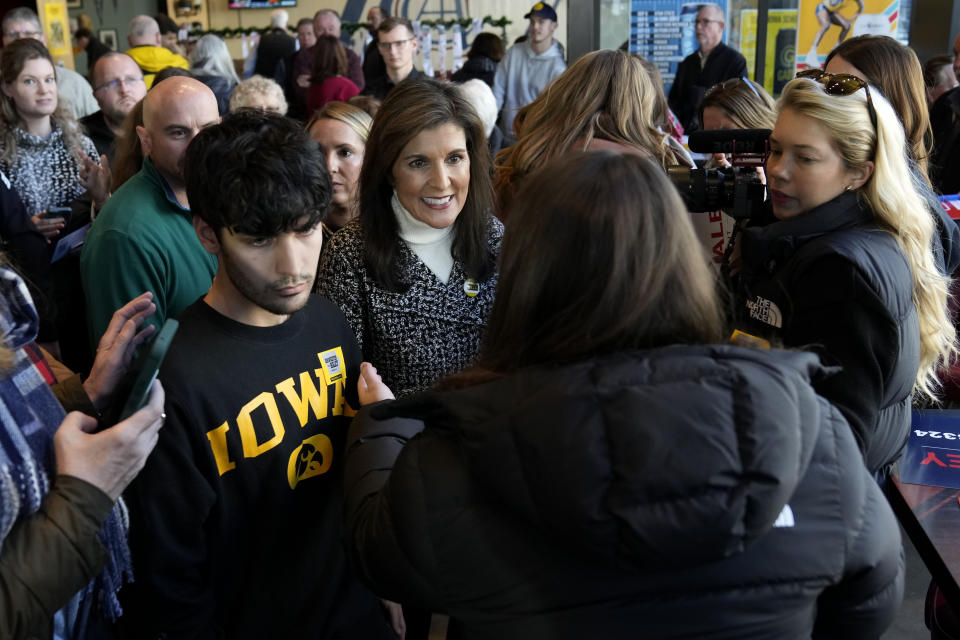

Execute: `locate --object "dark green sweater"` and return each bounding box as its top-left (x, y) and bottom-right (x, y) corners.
top-left (80, 157), bottom-right (217, 347)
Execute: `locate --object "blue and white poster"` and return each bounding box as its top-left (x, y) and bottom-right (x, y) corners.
top-left (630, 0), bottom-right (729, 93)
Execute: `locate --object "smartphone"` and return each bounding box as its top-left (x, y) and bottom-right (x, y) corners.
top-left (42, 205), bottom-right (72, 227)
top-left (102, 318), bottom-right (179, 427)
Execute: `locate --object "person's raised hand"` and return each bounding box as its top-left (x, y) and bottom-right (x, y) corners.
top-left (358, 361), bottom-right (395, 406)
top-left (54, 380), bottom-right (165, 501)
top-left (83, 291), bottom-right (156, 411)
top-left (78, 153), bottom-right (111, 205)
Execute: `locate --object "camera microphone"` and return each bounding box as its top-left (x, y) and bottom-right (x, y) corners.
top-left (688, 129), bottom-right (772, 155)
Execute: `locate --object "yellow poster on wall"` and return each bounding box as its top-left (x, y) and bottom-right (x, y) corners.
top-left (42, 2), bottom-right (70, 58)
top-left (740, 10), bottom-right (757, 82)
top-left (765, 10), bottom-right (798, 96)
top-left (740, 9), bottom-right (798, 97)
top-left (796, 0), bottom-right (899, 70)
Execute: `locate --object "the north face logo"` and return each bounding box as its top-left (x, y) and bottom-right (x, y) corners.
top-left (746, 295), bottom-right (783, 328)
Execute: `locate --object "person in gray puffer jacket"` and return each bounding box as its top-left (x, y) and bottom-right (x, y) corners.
top-left (344, 152), bottom-right (903, 640)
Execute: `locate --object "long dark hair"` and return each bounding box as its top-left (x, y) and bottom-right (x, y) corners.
top-left (479, 151), bottom-right (724, 373)
top-left (311, 34), bottom-right (348, 83)
top-left (358, 76), bottom-right (496, 292)
top-left (467, 32), bottom-right (504, 62)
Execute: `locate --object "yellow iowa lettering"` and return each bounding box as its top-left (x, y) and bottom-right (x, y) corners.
top-left (333, 378), bottom-right (346, 416)
top-left (275, 372), bottom-right (328, 426)
top-left (236, 392), bottom-right (285, 459)
top-left (206, 421), bottom-right (236, 476)
top-left (315, 369), bottom-right (349, 417)
top-left (287, 434), bottom-right (333, 489)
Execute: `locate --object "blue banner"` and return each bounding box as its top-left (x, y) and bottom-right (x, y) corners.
top-left (899, 410), bottom-right (960, 489)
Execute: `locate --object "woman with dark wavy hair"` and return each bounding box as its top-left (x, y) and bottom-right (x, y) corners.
top-left (316, 76), bottom-right (501, 399)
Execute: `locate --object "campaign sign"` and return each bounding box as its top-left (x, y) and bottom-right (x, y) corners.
top-left (899, 410), bottom-right (960, 489)
top-left (938, 194), bottom-right (960, 220)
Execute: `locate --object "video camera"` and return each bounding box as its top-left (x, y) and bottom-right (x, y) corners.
top-left (668, 129), bottom-right (771, 220)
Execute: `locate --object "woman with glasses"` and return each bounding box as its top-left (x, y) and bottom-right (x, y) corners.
top-left (344, 151), bottom-right (903, 639)
top-left (733, 72), bottom-right (954, 479)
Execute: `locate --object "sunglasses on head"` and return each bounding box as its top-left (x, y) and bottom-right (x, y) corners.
top-left (717, 76), bottom-right (763, 101)
top-left (795, 69), bottom-right (878, 131)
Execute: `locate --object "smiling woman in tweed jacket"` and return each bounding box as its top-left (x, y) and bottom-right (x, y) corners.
top-left (316, 77), bottom-right (502, 398)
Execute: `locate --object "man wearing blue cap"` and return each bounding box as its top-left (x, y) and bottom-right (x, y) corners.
top-left (493, 2), bottom-right (566, 141)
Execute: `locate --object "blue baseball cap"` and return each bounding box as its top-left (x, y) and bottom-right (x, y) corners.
top-left (524, 2), bottom-right (557, 22)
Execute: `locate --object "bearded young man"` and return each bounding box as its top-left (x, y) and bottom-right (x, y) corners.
top-left (121, 111), bottom-right (402, 639)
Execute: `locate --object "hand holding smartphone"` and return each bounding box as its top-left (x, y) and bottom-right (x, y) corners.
top-left (32, 206), bottom-right (70, 241)
top-left (43, 205), bottom-right (72, 225)
top-left (100, 319), bottom-right (178, 428)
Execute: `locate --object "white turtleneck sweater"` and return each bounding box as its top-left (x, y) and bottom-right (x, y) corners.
top-left (392, 191), bottom-right (455, 284)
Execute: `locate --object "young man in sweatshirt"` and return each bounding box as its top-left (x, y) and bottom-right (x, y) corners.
top-left (492, 2), bottom-right (566, 141)
top-left (121, 111), bottom-right (399, 640)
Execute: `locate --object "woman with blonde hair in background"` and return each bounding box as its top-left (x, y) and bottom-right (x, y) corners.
top-left (493, 48), bottom-right (690, 218)
top-left (735, 71), bottom-right (955, 479)
top-left (700, 77), bottom-right (776, 133)
top-left (699, 76), bottom-right (776, 173)
top-left (636, 55), bottom-right (686, 143)
top-left (305, 101), bottom-right (371, 244)
top-left (691, 76), bottom-right (776, 269)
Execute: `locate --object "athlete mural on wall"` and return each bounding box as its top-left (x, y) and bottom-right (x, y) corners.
top-left (797, 0), bottom-right (899, 70)
top-left (803, 0), bottom-right (863, 68)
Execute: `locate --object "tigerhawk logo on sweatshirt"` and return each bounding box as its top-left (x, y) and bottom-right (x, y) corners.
top-left (204, 349), bottom-right (356, 488)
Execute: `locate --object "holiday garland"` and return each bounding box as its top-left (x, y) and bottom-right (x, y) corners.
top-left (187, 15), bottom-right (512, 40)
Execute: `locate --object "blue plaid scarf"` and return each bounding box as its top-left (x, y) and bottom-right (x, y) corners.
top-left (0, 266), bottom-right (133, 630)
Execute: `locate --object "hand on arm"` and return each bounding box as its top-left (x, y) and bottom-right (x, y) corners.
top-left (381, 600), bottom-right (406, 639)
top-left (358, 362), bottom-right (395, 406)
